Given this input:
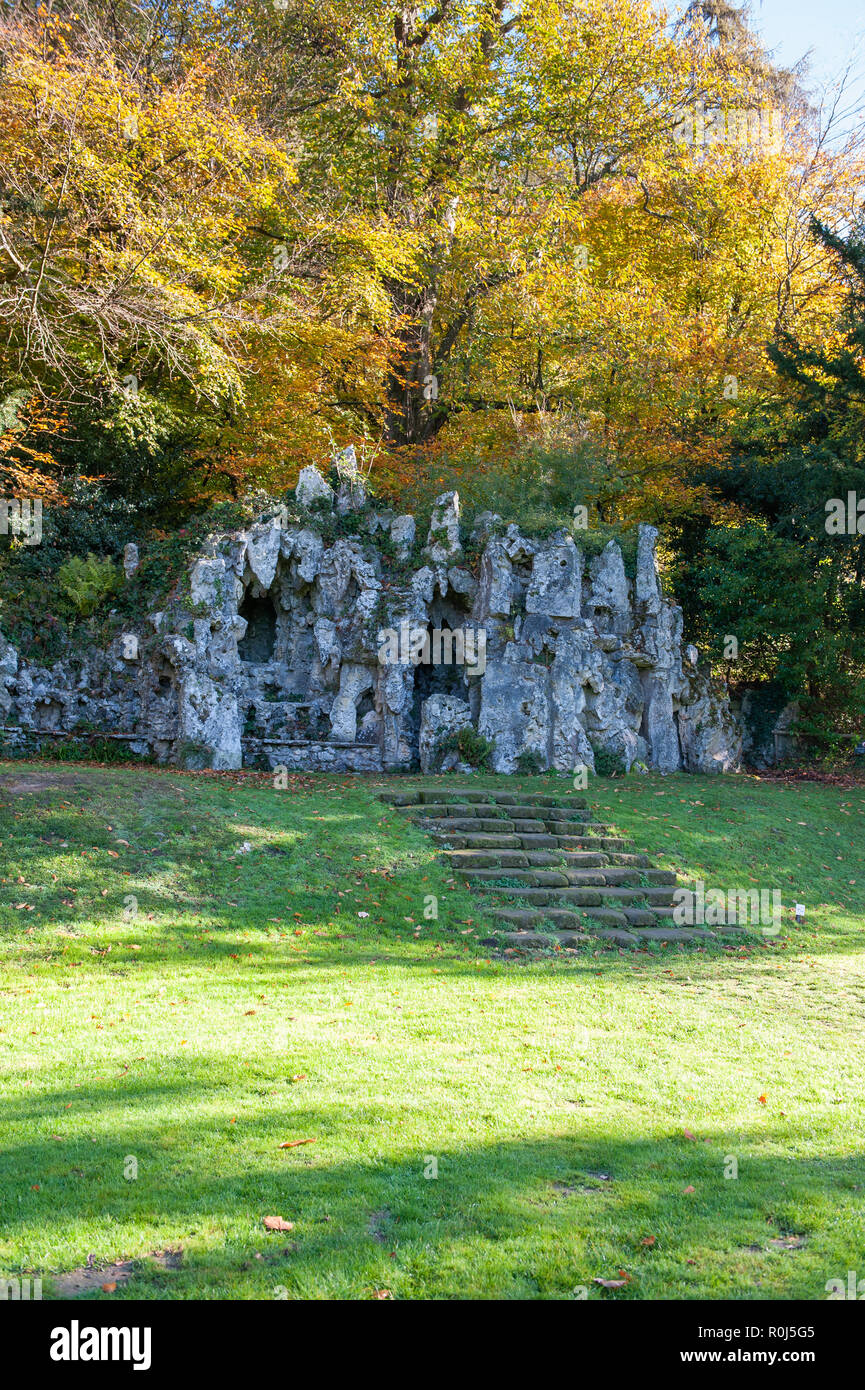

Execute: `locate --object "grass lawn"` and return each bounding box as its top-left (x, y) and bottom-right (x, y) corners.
top-left (1, 760), bottom-right (864, 1300)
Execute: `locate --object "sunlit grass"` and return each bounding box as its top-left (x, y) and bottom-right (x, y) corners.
top-left (1, 763), bottom-right (863, 1299)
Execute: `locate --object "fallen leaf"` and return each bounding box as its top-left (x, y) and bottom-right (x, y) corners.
top-left (278, 1138), bottom-right (316, 1149)
top-left (263, 1216), bottom-right (294, 1232)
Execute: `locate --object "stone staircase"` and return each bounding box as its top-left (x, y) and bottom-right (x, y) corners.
top-left (379, 787), bottom-right (731, 948)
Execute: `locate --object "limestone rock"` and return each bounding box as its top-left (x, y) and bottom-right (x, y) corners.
top-left (245, 520), bottom-right (283, 591)
top-left (447, 566), bottom-right (478, 601)
top-left (526, 538), bottom-right (582, 619)
top-left (424, 491), bottom-right (462, 567)
top-left (475, 541), bottom-right (512, 620)
top-left (336, 479), bottom-right (367, 515)
top-left (0, 489), bottom-right (744, 776)
top-left (471, 511), bottom-right (503, 542)
top-left (478, 660), bottom-right (549, 774)
top-left (330, 663), bottom-right (375, 743)
top-left (419, 694), bottom-right (473, 774)
top-left (295, 466), bottom-right (334, 509)
top-left (587, 541), bottom-right (630, 631)
top-left (635, 523), bottom-right (662, 614)
top-left (679, 671), bottom-right (743, 774)
top-left (390, 514), bottom-right (416, 557)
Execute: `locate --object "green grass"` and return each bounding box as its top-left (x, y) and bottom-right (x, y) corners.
top-left (1, 761), bottom-right (864, 1300)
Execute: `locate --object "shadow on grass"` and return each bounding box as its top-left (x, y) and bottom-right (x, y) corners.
top-left (0, 1075), bottom-right (862, 1299)
top-left (3, 761), bottom-right (865, 986)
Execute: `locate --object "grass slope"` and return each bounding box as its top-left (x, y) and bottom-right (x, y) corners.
top-left (1, 762), bottom-right (864, 1300)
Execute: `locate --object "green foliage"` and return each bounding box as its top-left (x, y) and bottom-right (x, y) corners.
top-left (669, 219), bottom-right (865, 744)
top-left (438, 727), bottom-right (496, 770)
top-left (409, 437), bottom-right (625, 541)
top-left (591, 743), bottom-right (627, 777)
top-left (0, 731), bottom-right (151, 764)
top-left (57, 553), bottom-right (122, 617)
top-left (516, 749), bottom-right (547, 775)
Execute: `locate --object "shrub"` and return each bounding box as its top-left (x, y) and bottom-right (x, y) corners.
top-left (516, 749), bottom-right (546, 774)
top-left (591, 743), bottom-right (626, 777)
top-left (439, 726), bottom-right (495, 769)
top-left (57, 553), bottom-right (122, 616)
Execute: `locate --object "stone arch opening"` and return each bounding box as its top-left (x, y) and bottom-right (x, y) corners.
top-left (411, 621), bottom-right (468, 734)
top-left (238, 592), bottom-right (277, 664)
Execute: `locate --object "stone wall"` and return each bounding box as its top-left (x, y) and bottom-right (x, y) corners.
top-left (0, 469), bottom-right (742, 775)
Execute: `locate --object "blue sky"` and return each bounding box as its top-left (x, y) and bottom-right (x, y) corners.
top-left (750, 0), bottom-right (864, 85)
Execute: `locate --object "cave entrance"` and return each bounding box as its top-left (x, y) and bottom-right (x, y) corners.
top-left (238, 593), bottom-right (277, 664)
top-left (411, 623), bottom-right (467, 722)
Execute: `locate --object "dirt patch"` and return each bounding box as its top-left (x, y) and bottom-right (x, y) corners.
top-left (0, 770), bottom-right (91, 796)
top-left (48, 1249), bottom-right (182, 1299)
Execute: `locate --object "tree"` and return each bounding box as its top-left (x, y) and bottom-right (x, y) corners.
top-left (672, 219), bottom-right (865, 737)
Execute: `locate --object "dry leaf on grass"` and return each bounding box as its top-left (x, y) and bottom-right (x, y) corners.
top-left (263, 1216), bottom-right (295, 1232)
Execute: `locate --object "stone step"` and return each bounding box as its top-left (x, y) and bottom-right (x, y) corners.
top-left (432, 832), bottom-right (523, 849)
top-left (494, 925), bottom-right (715, 948)
top-left (410, 806), bottom-right (601, 830)
top-left (558, 838), bottom-right (628, 854)
top-left (415, 789), bottom-right (587, 808)
top-left (443, 849), bottom-right (532, 869)
top-left (516, 831), bottom-right (606, 849)
top-left (505, 833), bottom-right (560, 849)
top-left (489, 906), bottom-right (632, 930)
top-left (462, 868), bottom-right (572, 888)
top-left (592, 867), bottom-right (677, 886)
top-left (429, 816), bottom-right (543, 834)
top-left (396, 803), bottom-right (510, 819)
top-left (554, 832), bottom-right (627, 846)
top-left (445, 848), bottom-right (611, 869)
top-left (474, 882), bottom-right (676, 906)
top-left (608, 852), bottom-right (649, 867)
top-left (479, 792), bottom-right (588, 808)
top-left (622, 907), bottom-right (661, 927)
top-left (562, 869), bottom-right (655, 888)
top-left (416, 801), bottom-right (597, 821)
top-left (457, 865), bottom-right (670, 891)
top-left (474, 885), bottom-right (621, 907)
top-left (418, 789), bottom-right (498, 804)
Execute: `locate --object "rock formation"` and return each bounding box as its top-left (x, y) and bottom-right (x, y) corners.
top-left (0, 471), bottom-right (743, 775)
